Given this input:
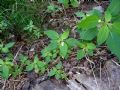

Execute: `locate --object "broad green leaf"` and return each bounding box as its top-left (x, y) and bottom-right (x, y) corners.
top-left (2, 65), bottom-right (9, 79)
top-left (48, 68), bottom-right (57, 76)
top-left (48, 40), bottom-right (58, 50)
top-left (0, 60), bottom-right (4, 65)
top-left (34, 55), bottom-right (39, 64)
top-left (59, 42), bottom-right (68, 58)
top-left (55, 74), bottom-right (61, 79)
top-left (2, 47), bottom-right (9, 53)
top-left (75, 12), bottom-right (85, 18)
top-left (70, 0), bottom-right (79, 7)
top-left (97, 25), bottom-right (110, 45)
top-left (77, 49), bottom-right (85, 60)
top-left (44, 30), bottom-right (59, 40)
top-left (77, 15), bottom-right (99, 29)
top-left (60, 30), bottom-right (69, 40)
top-left (107, 0), bottom-right (120, 16)
top-left (111, 22), bottom-right (120, 35)
top-left (87, 43), bottom-right (96, 50)
top-left (66, 38), bottom-right (79, 47)
top-left (5, 42), bottom-right (15, 49)
top-left (26, 64), bottom-right (34, 71)
top-left (105, 11), bottom-right (112, 22)
top-left (80, 28), bottom-right (98, 40)
top-left (56, 62), bottom-right (62, 69)
top-left (106, 32), bottom-right (120, 60)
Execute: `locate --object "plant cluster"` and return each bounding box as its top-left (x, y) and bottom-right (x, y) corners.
top-left (0, 0), bottom-right (120, 80)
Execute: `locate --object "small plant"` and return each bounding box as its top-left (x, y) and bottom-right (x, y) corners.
top-left (48, 62), bottom-right (67, 79)
top-left (0, 58), bottom-right (13, 79)
top-left (77, 42), bottom-right (96, 60)
top-left (0, 42), bottom-right (15, 53)
top-left (24, 20), bottom-right (41, 39)
top-left (41, 30), bottom-right (79, 62)
top-left (77, 0), bottom-right (120, 61)
top-left (47, 4), bottom-right (62, 13)
top-left (58, 0), bottom-right (79, 8)
top-left (26, 55), bottom-right (47, 74)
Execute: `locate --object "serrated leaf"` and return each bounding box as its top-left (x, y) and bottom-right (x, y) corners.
top-left (44, 30), bottom-right (59, 40)
top-left (77, 15), bottom-right (99, 29)
top-left (77, 49), bottom-right (85, 60)
top-left (60, 30), bottom-right (69, 40)
top-left (80, 28), bottom-right (98, 40)
top-left (105, 11), bottom-right (112, 22)
top-left (106, 32), bottom-right (120, 61)
top-left (66, 38), bottom-right (79, 47)
top-left (97, 25), bottom-right (110, 45)
top-left (59, 42), bottom-right (68, 58)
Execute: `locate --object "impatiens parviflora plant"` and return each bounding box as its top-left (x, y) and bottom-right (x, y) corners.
top-left (48, 62), bottom-right (67, 80)
top-left (24, 20), bottom-right (41, 39)
top-left (77, 0), bottom-right (120, 61)
top-left (41, 30), bottom-right (79, 62)
top-left (0, 58), bottom-right (13, 79)
top-left (77, 41), bottom-right (96, 60)
top-left (58, 0), bottom-right (79, 8)
top-left (0, 42), bottom-right (15, 53)
top-left (26, 55), bottom-right (47, 74)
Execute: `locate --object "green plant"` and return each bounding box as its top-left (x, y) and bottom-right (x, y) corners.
top-left (0, 58), bottom-right (13, 79)
top-left (0, 42), bottom-right (15, 53)
top-left (77, 42), bottom-right (96, 60)
top-left (48, 62), bottom-right (67, 79)
top-left (77, 0), bottom-right (120, 61)
top-left (41, 30), bottom-right (79, 62)
top-left (58, 0), bottom-right (79, 8)
top-left (26, 55), bottom-right (47, 74)
top-left (24, 20), bottom-right (41, 39)
top-left (47, 4), bottom-right (61, 13)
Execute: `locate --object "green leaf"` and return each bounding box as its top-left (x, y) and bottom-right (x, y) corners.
top-left (97, 25), bottom-right (110, 45)
top-left (60, 30), bottom-right (69, 40)
top-left (77, 15), bottom-right (99, 29)
top-left (56, 62), bottom-right (62, 69)
top-left (75, 12), bottom-right (85, 18)
top-left (106, 32), bottom-right (120, 60)
top-left (48, 68), bottom-right (57, 76)
top-left (2, 65), bottom-right (9, 79)
top-left (80, 28), bottom-right (98, 40)
top-left (66, 38), bottom-right (79, 47)
top-left (77, 49), bottom-right (85, 60)
top-left (0, 60), bottom-right (4, 65)
top-left (5, 42), bottom-right (15, 49)
top-left (87, 43), bottom-right (96, 50)
top-left (107, 0), bottom-right (120, 16)
top-left (105, 11), bottom-right (112, 22)
top-left (59, 42), bottom-right (68, 58)
top-left (48, 40), bottom-right (58, 50)
top-left (111, 22), bottom-right (120, 35)
top-left (26, 64), bottom-right (34, 71)
top-left (70, 0), bottom-right (79, 7)
top-left (2, 47), bottom-right (9, 53)
top-left (44, 30), bottom-right (59, 40)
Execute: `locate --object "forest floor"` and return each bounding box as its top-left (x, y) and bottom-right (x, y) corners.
top-left (1, 1), bottom-right (120, 90)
